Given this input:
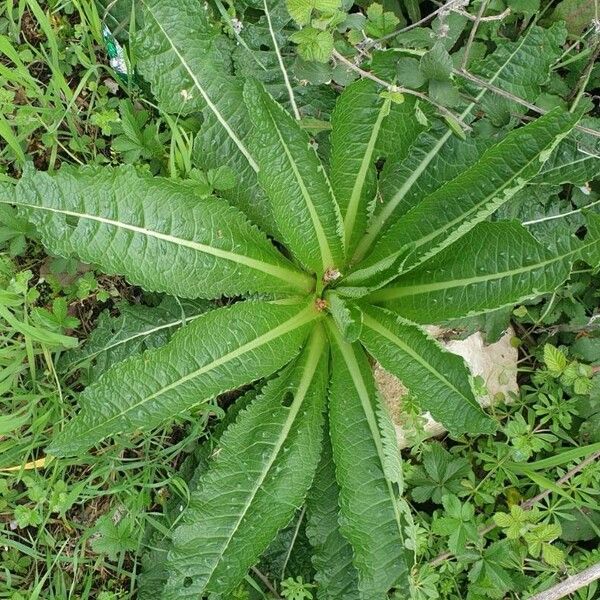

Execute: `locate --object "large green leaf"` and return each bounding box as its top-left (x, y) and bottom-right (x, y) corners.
top-left (134, 0), bottom-right (228, 116)
top-left (327, 323), bottom-right (410, 598)
top-left (345, 110), bottom-right (578, 287)
top-left (163, 325), bottom-right (328, 598)
top-left (351, 128), bottom-right (490, 265)
top-left (61, 297), bottom-right (211, 382)
top-left (360, 306), bottom-right (494, 436)
top-left (369, 218), bottom-right (600, 322)
top-left (329, 79), bottom-right (390, 253)
top-left (135, 0), bottom-right (276, 232)
top-left (138, 391), bottom-right (257, 600)
top-left (244, 79), bottom-right (345, 277)
top-left (306, 428), bottom-right (360, 600)
top-left (7, 166), bottom-right (312, 299)
top-left (47, 300), bottom-right (319, 456)
top-left (351, 23), bottom-right (567, 263)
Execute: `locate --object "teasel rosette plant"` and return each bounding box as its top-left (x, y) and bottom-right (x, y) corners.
top-left (3, 5), bottom-right (600, 597)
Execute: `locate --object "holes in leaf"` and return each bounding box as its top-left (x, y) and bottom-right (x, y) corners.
top-left (65, 214), bottom-right (79, 229)
top-left (183, 577), bottom-right (193, 588)
top-left (281, 391), bottom-right (294, 407)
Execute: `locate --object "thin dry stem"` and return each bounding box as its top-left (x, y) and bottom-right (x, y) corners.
top-left (528, 561), bottom-right (600, 600)
top-left (429, 450), bottom-right (600, 567)
top-left (461, 0), bottom-right (488, 70)
top-left (331, 49), bottom-right (471, 131)
top-left (363, 0), bottom-right (510, 49)
top-left (455, 68), bottom-right (600, 139)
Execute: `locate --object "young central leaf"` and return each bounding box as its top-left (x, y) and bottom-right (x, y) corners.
top-left (243, 79), bottom-right (345, 277)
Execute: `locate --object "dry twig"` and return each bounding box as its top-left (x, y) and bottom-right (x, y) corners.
top-left (331, 49), bottom-right (471, 131)
top-left (528, 561), bottom-right (600, 600)
top-left (429, 450), bottom-right (600, 567)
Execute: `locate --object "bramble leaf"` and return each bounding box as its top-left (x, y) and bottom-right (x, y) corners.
top-left (290, 27), bottom-right (334, 63)
top-left (286, 0), bottom-right (341, 25)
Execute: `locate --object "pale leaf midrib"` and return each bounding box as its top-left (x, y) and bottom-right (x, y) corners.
top-left (343, 97), bottom-right (390, 247)
top-left (11, 200), bottom-right (311, 291)
top-left (81, 304), bottom-right (318, 437)
top-left (362, 312), bottom-right (475, 408)
top-left (372, 233), bottom-right (595, 303)
top-left (263, 0), bottom-right (299, 119)
top-left (352, 24), bottom-right (538, 263)
top-left (327, 322), bottom-right (405, 541)
top-left (354, 129), bottom-right (567, 282)
top-left (202, 325), bottom-right (326, 591)
top-left (141, 0), bottom-right (259, 172)
top-left (263, 102), bottom-right (336, 272)
top-left (372, 247), bottom-right (579, 301)
top-left (66, 311), bottom-right (205, 369)
top-left (538, 154), bottom-right (596, 177)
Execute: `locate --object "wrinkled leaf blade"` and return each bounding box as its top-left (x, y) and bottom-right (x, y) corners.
top-left (135, 0), bottom-right (277, 232)
top-left (347, 110), bottom-right (578, 286)
top-left (8, 166), bottom-right (312, 299)
top-left (327, 323), bottom-right (410, 597)
top-left (61, 298), bottom-right (211, 382)
top-left (244, 79), bottom-right (345, 276)
top-left (360, 306), bottom-right (494, 436)
top-left (370, 218), bottom-right (600, 322)
top-left (48, 300), bottom-right (319, 456)
top-left (163, 325), bottom-right (329, 598)
top-left (532, 117), bottom-right (600, 186)
top-left (329, 79), bottom-right (390, 253)
top-left (352, 126), bottom-right (490, 265)
top-left (306, 428), bottom-right (360, 600)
